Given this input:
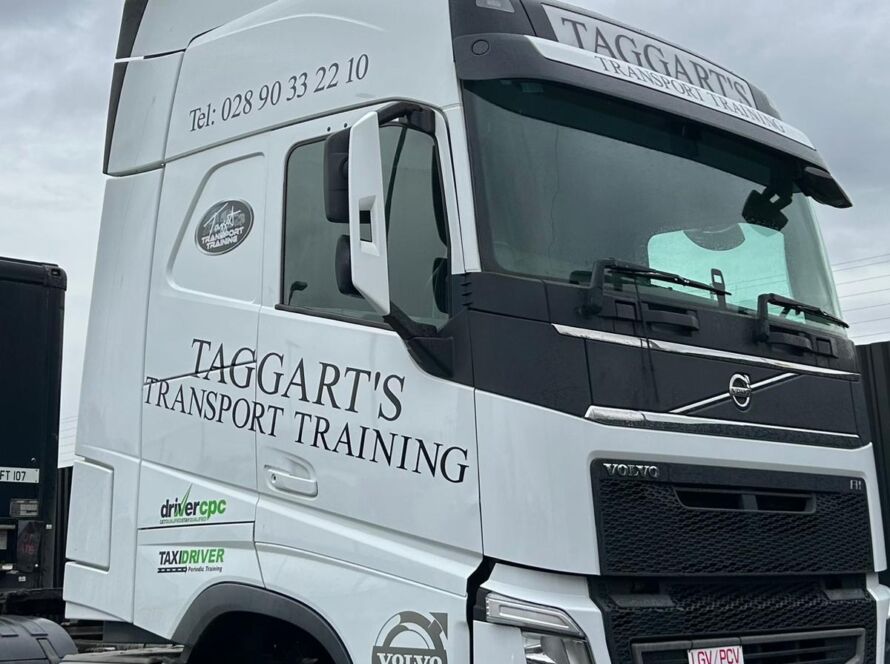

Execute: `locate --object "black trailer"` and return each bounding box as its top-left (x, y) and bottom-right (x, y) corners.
top-left (0, 257), bottom-right (66, 606)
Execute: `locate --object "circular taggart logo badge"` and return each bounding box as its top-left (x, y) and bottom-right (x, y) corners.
top-left (196, 200), bottom-right (254, 255)
top-left (729, 373), bottom-right (753, 411)
top-left (371, 612), bottom-right (449, 664)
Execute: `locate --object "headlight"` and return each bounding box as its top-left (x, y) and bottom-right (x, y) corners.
top-left (484, 593), bottom-right (595, 664)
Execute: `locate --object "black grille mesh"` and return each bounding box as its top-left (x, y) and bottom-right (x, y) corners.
top-left (590, 579), bottom-right (876, 664)
top-left (594, 471), bottom-right (872, 576)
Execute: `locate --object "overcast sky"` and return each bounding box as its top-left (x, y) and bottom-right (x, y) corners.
top-left (1, 0), bottom-right (888, 427)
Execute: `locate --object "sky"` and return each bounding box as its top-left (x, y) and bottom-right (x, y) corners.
top-left (0, 0), bottom-right (888, 433)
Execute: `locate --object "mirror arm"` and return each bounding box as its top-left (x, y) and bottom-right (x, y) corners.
top-left (383, 304), bottom-right (438, 341)
top-left (383, 305), bottom-right (453, 378)
top-left (407, 337), bottom-right (454, 379)
top-left (377, 102), bottom-right (436, 135)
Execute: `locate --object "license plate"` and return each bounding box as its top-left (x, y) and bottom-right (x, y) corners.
top-left (0, 467), bottom-right (40, 484)
top-left (687, 645), bottom-right (745, 664)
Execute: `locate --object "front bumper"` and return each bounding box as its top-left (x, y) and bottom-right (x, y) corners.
top-left (475, 564), bottom-right (890, 664)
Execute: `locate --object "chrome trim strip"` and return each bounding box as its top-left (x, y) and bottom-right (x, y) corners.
top-left (648, 338), bottom-right (856, 378)
top-left (553, 324), bottom-right (857, 379)
top-left (670, 372), bottom-right (797, 415)
top-left (554, 325), bottom-right (645, 348)
top-left (586, 405), bottom-right (862, 447)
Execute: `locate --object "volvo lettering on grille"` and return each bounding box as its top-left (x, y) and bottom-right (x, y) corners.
top-left (603, 463), bottom-right (660, 479)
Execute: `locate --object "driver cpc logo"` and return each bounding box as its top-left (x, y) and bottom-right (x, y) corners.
top-left (371, 612), bottom-right (449, 664)
top-left (159, 485), bottom-right (227, 526)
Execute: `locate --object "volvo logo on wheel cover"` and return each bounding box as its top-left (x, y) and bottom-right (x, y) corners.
top-left (729, 373), bottom-right (753, 410)
top-left (372, 612), bottom-right (449, 664)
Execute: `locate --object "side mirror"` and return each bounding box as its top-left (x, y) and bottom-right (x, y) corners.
top-left (324, 131), bottom-right (350, 224)
top-left (325, 104), bottom-right (439, 316)
top-left (347, 112), bottom-right (391, 315)
top-left (335, 235), bottom-right (360, 297)
top-left (323, 111), bottom-right (392, 315)
top-left (323, 104), bottom-right (454, 377)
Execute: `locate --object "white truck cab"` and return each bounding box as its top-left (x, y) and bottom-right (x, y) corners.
top-left (66, 1), bottom-right (888, 663)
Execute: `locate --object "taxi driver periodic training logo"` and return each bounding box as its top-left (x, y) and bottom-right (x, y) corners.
top-left (372, 612), bottom-right (448, 664)
top-left (157, 548), bottom-right (225, 575)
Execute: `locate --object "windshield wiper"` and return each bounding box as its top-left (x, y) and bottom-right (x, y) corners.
top-left (755, 293), bottom-right (849, 355)
top-left (757, 293), bottom-right (849, 331)
top-left (580, 259), bottom-right (731, 316)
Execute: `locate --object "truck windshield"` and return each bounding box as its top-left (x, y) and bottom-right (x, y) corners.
top-left (463, 79), bottom-right (843, 329)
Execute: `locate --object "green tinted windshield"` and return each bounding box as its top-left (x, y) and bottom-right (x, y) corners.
top-left (463, 79), bottom-right (842, 325)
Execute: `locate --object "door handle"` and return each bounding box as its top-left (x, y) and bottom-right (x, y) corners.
top-left (265, 467), bottom-right (318, 498)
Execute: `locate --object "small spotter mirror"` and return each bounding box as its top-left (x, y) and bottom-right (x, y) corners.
top-left (797, 165), bottom-right (853, 209)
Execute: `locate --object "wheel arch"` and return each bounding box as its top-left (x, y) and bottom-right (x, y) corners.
top-left (173, 582), bottom-right (353, 664)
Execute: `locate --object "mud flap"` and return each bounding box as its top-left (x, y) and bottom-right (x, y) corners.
top-left (0, 615), bottom-right (76, 662)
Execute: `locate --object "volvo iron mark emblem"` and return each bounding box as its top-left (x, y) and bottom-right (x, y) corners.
top-left (729, 373), bottom-right (753, 410)
top-left (372, 612), bottom-right (449, 664)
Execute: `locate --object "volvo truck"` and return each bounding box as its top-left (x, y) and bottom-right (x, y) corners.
top-left (63, 1), bottom-right (887, 662)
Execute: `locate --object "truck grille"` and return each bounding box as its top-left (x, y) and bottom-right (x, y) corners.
top-left (635, 630), bottom-right (864, 664)
top-left (589, 578), bottom-right (876, 664)
top-left (592, 461), bottom-right (873, 576)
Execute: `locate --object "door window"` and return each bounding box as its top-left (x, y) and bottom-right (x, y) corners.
top-left (282, 125), bottom-right (449, 327)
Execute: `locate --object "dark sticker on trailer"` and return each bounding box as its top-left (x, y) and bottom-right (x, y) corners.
top-left (372, 612), bottom-right (449, 664)
top-left (10, 499), bottom-right (39, 518)
top-left (196, 201), bottom-right (254, 255)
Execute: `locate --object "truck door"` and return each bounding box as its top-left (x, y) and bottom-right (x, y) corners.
top-left (254, 107), bottom-right (481, 612)
top-left (135, 134), bottom-right (267, 636)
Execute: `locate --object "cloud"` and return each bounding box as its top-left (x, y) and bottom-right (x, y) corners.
top-left (0, 0), bottom-right (123, 420)
top-left (0, 2), bottom-right (84, 29)
top-left (592, 0), bottom-right (889, 254)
